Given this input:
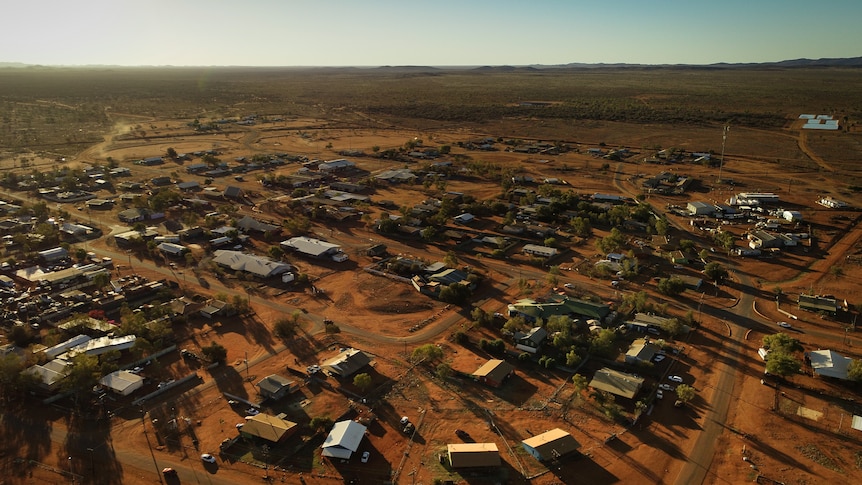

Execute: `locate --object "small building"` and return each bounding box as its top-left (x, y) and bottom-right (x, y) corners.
top-left (318, 159), bottom-right (355, 172)
top-left (321, 420), bottom-right (367, 459)
top-left (241, 413), bottom-right (299, 443)
top-left (523, 244), bottom-right (558, 259)
top-left (472, 359), bottom-right (515, 388)
top-left (809, 350), bottom-right (852, 380)
top-left (38, 247), bottom-right (68, 263)
top-left (625, 338), bottom-right (661, 365)
top-left (588, 368), bottom-right (644, 400)
top-left (99, 370), bottom-right (144, 396)
top-left (321, 348), bottom-right (371, 378)
top-left (118, 208), bottom-right (149, 223)
top-left (447, 443), bottom-right (501, 469)
top-left (798, 294), bottom-right (840, 315)
top-left (280, 236), bottom-right (348, 262)
top-left (817, 196), bottom-right (849, 209)
top-left (515, 327), bottom-right (548, 354)
top-left (454, 213), bottom-right (475, 224)
top-left (157, 242), bottom-right (188, 257)
top-left (521, 428), bottom-right (580, 462)
top-left (782, 210), bottom-right (803, 222)
top-left (687, 201), bottom-right (715, 216)
top-left (256, 374), bottom-right (297, 400)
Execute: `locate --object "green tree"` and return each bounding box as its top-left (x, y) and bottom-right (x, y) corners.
top-left (444, 251), bottom-right (458, 268)
top-left (353, 373), bottom-right (373, 392)
top-left (714, 231), bottom-right (735, 253)
top-left (847, 359), bottom-right (862, 382)
top-left (309, 416), bottom-right (334, 432)
top-left (654, 218), bottom-right (668, 236)
top-left (62, 354), bottom-right (101, 405)
top-left (572, 373), bottom-right (589, 393)
top-left (657, 277), bottom-right (687, 296)
top-left (273, 314), bottom-right (300, 339)
top-left (762, 333), bottom-right (802, 354)
top-left (765, 352), bottom-right (801, 377)
top-left (435, 362), bottom-right (453, 379)
top-left (166, 147), bottom-right (178, 159)
top-left (703, 262), bottom-right (728, 282)
top-left (675, 384), bottom-right (696, 404)
top-left (411, 343), bottom-right (443, 363)
top-left (201, 342), bottom-right (228, 365)
top-left (659, 317), bottom-right (684, 337)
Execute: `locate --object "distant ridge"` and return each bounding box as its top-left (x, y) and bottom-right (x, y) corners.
top-left (1, 57), bottom-right (861, 70)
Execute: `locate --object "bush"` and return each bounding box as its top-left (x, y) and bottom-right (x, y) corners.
top-left (452, 330), bottom-right (468, 345)
top-left (518, 352), bottom-right (532, 362)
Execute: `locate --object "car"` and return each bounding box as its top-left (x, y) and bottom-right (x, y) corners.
top-left (777, 321), bottom-right (792, 329)
top-left (246, 408), bottom-right (260, 416)
top-left (235, 423), bottom-right (244, 429)
top-left (400, 416), bottom-right (410, 425)
top-left (668, 375), bottom-right (683, 383)
top-left (656, 390), bottom-right (664, 399)
top-left (361, 451), bottom-right (370, 463)
top-left (227, 400), bottom-right (239, 405)
top-left (653, 355), bottom-right (666, 363)
top-left (307, 365), bottom-right (321, 374)
top-left (564, 283), bottom-right (575, 289)
top-left (201, 454), bottom-right (216, 464)
top-left (162, 467), bottom-right (177, 476)
top-left (658, 383), bottom-right (674, 391)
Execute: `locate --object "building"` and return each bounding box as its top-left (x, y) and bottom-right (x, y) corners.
top-left (118, 208), bottom-right (149, 223)
top-left (472, 359), bottom-right (515, 388)
top-left (236, 216), bottom-right (281, 236)
top-left (256, 374), bottom-right (297, 400)
top-left (521, 428), bottom-right (580, 462)
top-left (99, 370), bottom-right (144, 396)
top-left (321, 420), bottom-right (367, 459)
top-left (523, 244), bottom-right (558, 258)
top-left (321, 348), bottom-right (371, 378)
top-left (818, 196), bottom-right (849, 209)
top-left (23, 359), bottom-right (71, 392)
top-left (782, 210), bottom-right (803, 222)
top-left (625, 338), bottom-right (661, 364)
top-left (318, 159), bottom-right (355, 172)
top-left (588, 368), bottom-right (644, 400)
top-left (212, 250), bottom-right (292, 279)
top-left (241, 413), bottom-right (299, 443)
top-left (809, 350), bottom-right (852, 380)
top-left (38, 247), bottom-right (68, 263)
top-left (453, 213), bottom-right (475, 224)
top-left (687, 201), bottom-right (714, 216)
top-left (280, 236), bottom-right (348, 262)
top-left (507, 296), bottom-right (610, 323)
top-left (515, 327), bottom-right (548, 354)
top-left (447, 443), bottom-right (501, 468)
top-left (157, 242), bottom-right (188, 257)
top-left (798, 294), bottom-right (841, 315)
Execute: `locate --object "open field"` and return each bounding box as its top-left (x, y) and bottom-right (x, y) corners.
top-left (2, 66), bottom-right (862, 485)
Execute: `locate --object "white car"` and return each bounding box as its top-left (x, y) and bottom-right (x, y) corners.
top-left (201, 454), bottom-right (216, 463)
top-left (564, 283), bottom-right (575, 289)
top-left (668, 375), bottom-right (683, 383)
top-left (653, 355), bottom-right (666, 363)
top-left (656, 390), bottom-right (664, 399)
top-left (658, 384), bottom-right (675, 391)
top-left (361, 451), bottom-right (370, 463)
top-left (777, 321), bottom-right (792, 329)
top-left (246, 408), bottom-right (260, 416)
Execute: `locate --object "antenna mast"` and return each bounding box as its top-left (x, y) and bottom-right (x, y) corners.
top-left (718, 124), bottom-right (729, 183)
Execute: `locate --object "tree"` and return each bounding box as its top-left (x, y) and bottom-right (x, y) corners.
top-left (572, 373), bottom-right (589, 393)
top-left (309, 416), bottom-right (334, 432)
top-left (353, 373), bottom-right (372, 392)
top-left (658, 317), bottom-right (684, 337)
top-left (657, 277), bottom-right (687, 296)
top-left (703, 262), bottom-right (728, 282)
top-left (714, 231), bottom-right (735, 253)
top-left (435, 362), bottom-right (453, 379)
top-left (411, 344), bottom-right (443, 363)
top-left (765, 352), bottom-right (801, 377)
top-left (166, 147), bottom-right (178, 159)
top-left (201, 342), bottom-right (228, 365)
top-left (62, 354), bottom-right (101, 405)
top-left (444, 251), bottom-right (458, 268)
top-left (762, 333), bottom-right (802, 354)
top-left (675, 384), bottom-right (696, 404)
top-left (847, 359), bottom-right (862, 382)
top-left (273, 314), bottom-right (300, 339)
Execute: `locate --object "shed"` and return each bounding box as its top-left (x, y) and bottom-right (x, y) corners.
top-left (38, 247), bottom-right (68, 263)
top-left (447, 443), bottom-right (501, 468)
top-left (321, 420), bottom-right (367, 459)
top-left (454, 213), bottom-right (475, 224)
top-left (625, 338), bottom-right (660, 364)
top-left (521, 428), bottom-right (580, 462)
top-left (809, 350), bottom-right (851, 380)
top-left (99, 370), bottom-right (144, 396)
top-left (472, 359), bottom-right (515, 388)
top-left (256, 374), bottom-right (297, 400)
top-left (241, 413), bottom-right (298, 443)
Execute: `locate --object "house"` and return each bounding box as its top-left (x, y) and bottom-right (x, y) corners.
top-left (428, 268), bottom-right (472, 287)
top-left (23, 359), bottom-right (70, 392)
top-left (241, 413), bottom-right (299, 443)
top-left (38, 247), bottom-right (68, 263)
top-left (321, 348), bottom-right (371, 378)
top-left (454, 213), bottom-right (475, 225)
top-left (212, 250), bottom-right (292, 279)
top-left (200, 299), bottom-right (233, 319)
top-left (157, 242), bottom-right (188, 257)
top-left (588, 367), bottom-right (644, 399)
top-left (256, 374), bottom-right (297, 400)
top-left (447, 443), bottom-right (501, 468)
top-left (366, 244), bottom-right (387, 257)
top-left (798, 294), bottom-right (841, 315)
top-left (321, 420), bottom-right (367, 459)
top-left (223, 186), bottom-right (244, 199)
top-left (318, 159), bottom-right (355, 172)
top-left (151, 176), bottom-right (172, 186)
top-left (99, 370), bottom-right (144, 396)
top-left (472, 359), bottom-right (515, 388)
top-left (521, 428), bottom-right (580, 462)
top-left (625, 338), bottom-right (661, 364)
top-left (809, 350), bottom-right (852, 380)
top-left (507, 296), bottom-right (610, 323)
top-left (515, 327), bottom-right (548, 354)
top-left (177, 181), bottom-right (200, 192)
top-left (782, 210), bottom-right (803, 222)
top-left (236, 215), bottom-right (281, 236)
top-left (118, 208), bottom-right (149, 223)
top-left (523, 244), bottom-right (558, 259)
top-left (280, 236), bottom-right (348, 262)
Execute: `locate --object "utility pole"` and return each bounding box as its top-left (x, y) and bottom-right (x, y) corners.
top-left (140, 406), bottom-right (165, 485)
top-left (718, 124), bottom-right (729, 184)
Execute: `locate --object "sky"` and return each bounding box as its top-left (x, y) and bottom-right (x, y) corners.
top-left (2, 0), bottom-right (860, 67)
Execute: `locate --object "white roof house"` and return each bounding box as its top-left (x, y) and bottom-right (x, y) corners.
top-left (64, 335), bottom-right (137, 358)
top-left (99, 370), bottom-right (144, 396)
top-left (318, 159), bottom-right (355, 171)
top-left (321, 420), bottom-right (367, 459)
top-left (44, 334), bottom-right (92, 359)
top-left (38, 247), bottom-right (68, 262)
top-left (212, 250), bottom-right (292, 278)
top-left (280, 237), bottom-right (348, 261)
top-left (810, 349), bottom-right (852, 380)
top-left (523, 244), bottom-right (558, 258)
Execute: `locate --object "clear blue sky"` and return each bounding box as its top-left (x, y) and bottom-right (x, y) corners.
top-left (3, 0), bottom-right (859, 66)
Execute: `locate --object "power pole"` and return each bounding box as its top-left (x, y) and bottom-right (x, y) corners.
top-left (718, 124), bottom-right (729, 183)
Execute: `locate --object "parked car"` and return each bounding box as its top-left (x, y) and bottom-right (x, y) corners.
top-left (400, 416), bottom-right (410, 425)
top-left (201, 454), bottom-right (216, 463)
top-left (162, 467), bottom-right (177, 476)
top-left (656, 390), bottom-right (664, 399)
top-left (653, 355), bottom-right (666, 363)
top-left (564, 283), bottom-right (575, 289)
top-left (659, 384), bottom-right (675, 391)
top-left (668, 375), bottom-right (684, 383)
top-left (361, 451), bottom-right (370, 463)
top-left (777, 321), bottom-right (792, 329)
